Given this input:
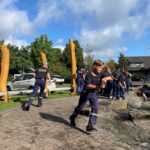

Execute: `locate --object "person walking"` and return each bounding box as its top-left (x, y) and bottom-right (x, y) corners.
top-left (69, 60), bottom-right (104, 132)
top-left (24, 63), bottom-right (51, 111)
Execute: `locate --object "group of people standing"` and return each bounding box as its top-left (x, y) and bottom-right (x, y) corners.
top-left (100, 66), bottom-right (132, 100)
top-left (71, 62), bottom-right (132, 132)
top-left (76, 66), bottom-right (132, 100)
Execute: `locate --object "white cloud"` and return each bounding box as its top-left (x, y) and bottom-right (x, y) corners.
top-left (77, 26), bottom-right (125, 59)
top-left (34, 0), bottom-right (65, 26)
top-left (0, 0), bottom-right (150, 60)
top-left (0, 0), bottom-right (34, 40)
top-left (5, 36), bottom-right (29, 48)
top-left (53, 45), bottom-right (65, 51)
top-left (35, 0), bottom-right (150, 59)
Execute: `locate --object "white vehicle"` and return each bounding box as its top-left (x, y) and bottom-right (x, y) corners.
top-left (7, 73), bottom-right (56, 93)
top-left (52, 75), bottom-right (64, 84)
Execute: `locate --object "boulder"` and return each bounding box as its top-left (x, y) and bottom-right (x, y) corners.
top-left (129, 109), bottom-right (150, 120)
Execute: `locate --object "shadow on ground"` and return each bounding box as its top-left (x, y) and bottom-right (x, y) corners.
top-left (39, 112), bottom-right (90, 135)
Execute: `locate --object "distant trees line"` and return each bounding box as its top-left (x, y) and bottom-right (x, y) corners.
top-left (0, 34), bottom-right (127, 80)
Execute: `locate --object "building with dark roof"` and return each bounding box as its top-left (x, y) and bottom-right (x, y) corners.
top-left (125, 56), bottom-right (150, 79)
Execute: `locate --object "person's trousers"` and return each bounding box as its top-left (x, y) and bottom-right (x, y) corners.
top-left (77, 79), bottom-right (84, 94)
top-left (28, 79), bottom-right (46, 106)
top-left (70, 92), bottom-right (99, 127)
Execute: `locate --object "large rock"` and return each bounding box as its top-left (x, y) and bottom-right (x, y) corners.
top-left (129, 109), bottom-right (150, 120)
top-left (99, 100), bottom-right (128, 112)
top-left (133, 119), bottom-right (150, 131)
top-left (108, 100), bottom-right (128, 111)
top-left (140, 143), bottom-right (150, 150)
top-left (127, 95), bottom-right (143, 109)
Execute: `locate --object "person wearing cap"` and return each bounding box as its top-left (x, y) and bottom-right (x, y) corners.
top-left (24, 63), bottom-right (51, 111)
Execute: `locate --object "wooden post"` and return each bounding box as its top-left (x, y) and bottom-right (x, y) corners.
top-left (69, 39), bottom-right (77, 96)
top-left (40, 51), bottom-right (49, 97)
top-left (0, 45), bottom-right (9, 102)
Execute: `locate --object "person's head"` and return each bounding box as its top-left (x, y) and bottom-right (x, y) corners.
top-left (92, 60), bottom-right (104, 74)
top-left (42, 62), bottom-right (48, 68)
top-left (123, 71), bottom-right (128, 76)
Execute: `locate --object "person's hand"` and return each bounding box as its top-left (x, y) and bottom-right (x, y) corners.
top-left (92, 85), bottom-right (97, 89)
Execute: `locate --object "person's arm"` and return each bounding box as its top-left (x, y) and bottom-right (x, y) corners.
top-left (85, 73), bottom-right (97, 89)
top-left (46, 72), bottom-right (51, 80)
top-left (123, 81), bottom-right (126, 89)
top-left (142, 93), bottom-right (147, 101)
top-left (119, 82), bottom-right (125, 89)
top-left (86, 84), bottom-right (97, 89)
top-left (103, 76), bottom-right (113, 81)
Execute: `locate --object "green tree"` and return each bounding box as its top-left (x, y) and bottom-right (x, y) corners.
top-left (48, 48), bottom-right (70, 77)
top-left (74, 40), bottom-right (85, 70)
top-left (106, 59), bottom-right (117, 72)
top-left (118, 53), bottom-right (128, 71)
top-left (62, 40), bottom-right (85, 70)
top-left (62, 43), bottom-right (72, 69)
top-left (30, 35), bottom-right (70, 77)
top-left (30, 34), bottom-right (53, 69)
top-left (7, 44), bottom-right (21, 70)
top-left (84, 51), bottom-right (94, 70)
top-left (19, 46), bottom-right (33, 71)
top-left (7, 44), bottom-right (33, 74)
top-left (0, 40), bottom-right (5, 45)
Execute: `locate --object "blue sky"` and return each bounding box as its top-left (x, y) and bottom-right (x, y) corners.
top-left (1, 0), bottom-right (150, 61)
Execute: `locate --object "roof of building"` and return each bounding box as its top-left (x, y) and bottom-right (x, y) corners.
top-left (126, 56), bottom-right (150, 69)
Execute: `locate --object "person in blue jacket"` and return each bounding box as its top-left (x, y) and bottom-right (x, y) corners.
top-left (24, 62), bottom-right (51, 111)
top-left (69, 60), bottom-right (104, 132)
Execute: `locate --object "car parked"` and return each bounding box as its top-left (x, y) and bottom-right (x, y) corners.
top-left (7, 73), bottom-right (56, 92)
top-left (52, 75), bottom-right (64, 84)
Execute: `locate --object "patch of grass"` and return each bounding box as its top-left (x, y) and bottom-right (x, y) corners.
top-left (0, 91), bottom-right (73, 112)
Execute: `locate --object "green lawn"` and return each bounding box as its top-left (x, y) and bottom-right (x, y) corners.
top-left (0, 91), bottom-right (73, 112)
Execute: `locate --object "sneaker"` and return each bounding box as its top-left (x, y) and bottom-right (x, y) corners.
top-left (25, 105), bottom-right (30, 111)
top-left (122, 96), bottom-right (125, 100)
top-left (116, 97), bottom-right (120, 100)
top-left (86, 126), bottom-right (97, 132)
top-left (37, 102), bottom-right (43, 107)
top-left (69, 116), bottom-right (76, 127)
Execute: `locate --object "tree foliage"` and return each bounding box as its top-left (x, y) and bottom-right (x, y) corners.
top-left (0, 37), bottom-right (84, 79)
top-left (30, 34), bottom-right (53, 69)
top-left (106, 59), bottom-right (117, 72)
top-left (74, 40), bottom-right (85, 70)
top-left (84, 52), bottom-right (94, 70)
top-left (118, 53), bottom-right (128, 71)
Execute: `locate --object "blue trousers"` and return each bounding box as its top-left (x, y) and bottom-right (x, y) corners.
top-left (28, 79), bottom-right (46, 106)
top-left (70, 92), bottom-right (99, 127)
top-left (77, 79), bottom-right (84, 94)
top-left (113, 81), bottom-right (123, 99)
top-left (120, 87), bottom-right (125, 99)
top-left (112, 81), bottom-right (117, 98)
top-left (104, 81), bottom-right (113, 98)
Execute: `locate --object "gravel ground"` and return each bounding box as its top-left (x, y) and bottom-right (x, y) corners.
top-left (0, 94), bottom-right (149, 150)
